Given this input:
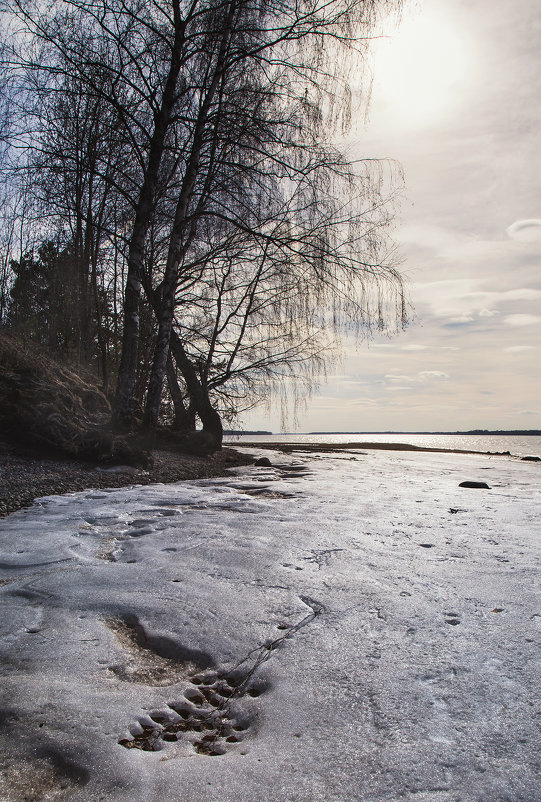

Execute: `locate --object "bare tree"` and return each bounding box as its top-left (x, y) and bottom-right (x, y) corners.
top-left (31, 72), bottom-right (130, 380)
top-left (2, 0), bottom-right (406, 451)
top-left (159, 150), bottom-right (404, 445)
top-left (137, 0), bottom-right (405, 444)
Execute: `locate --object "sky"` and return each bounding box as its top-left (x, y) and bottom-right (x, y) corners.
top-left (241, 0), bottom-right (541, 433)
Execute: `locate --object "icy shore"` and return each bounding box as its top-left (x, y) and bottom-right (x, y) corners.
top-left (0, 448), bottom-right (539, 801)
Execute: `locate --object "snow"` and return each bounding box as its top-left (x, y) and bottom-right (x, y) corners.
top-left (0, 448), bottom-right (540, 801)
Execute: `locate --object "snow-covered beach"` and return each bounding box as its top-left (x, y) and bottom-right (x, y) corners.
top-left (1, 447), bottom-right (539, 801)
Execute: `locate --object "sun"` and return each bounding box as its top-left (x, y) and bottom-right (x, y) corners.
top-left (370, 5), bottom-right (475, 129)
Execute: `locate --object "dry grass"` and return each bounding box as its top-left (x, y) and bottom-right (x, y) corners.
top-left (0, 333), bottom-right (146, 464)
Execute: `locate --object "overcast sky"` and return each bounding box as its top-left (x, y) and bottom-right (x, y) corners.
top-left (243, 0), bottom-right (541, 432)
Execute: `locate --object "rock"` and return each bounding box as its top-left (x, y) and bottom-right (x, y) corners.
top-left (521, 456), bottom-right (541, 462)
top-left (458, 481), bottom-right (491, 489)
top-left (254, 457), bottom-right (272, 467)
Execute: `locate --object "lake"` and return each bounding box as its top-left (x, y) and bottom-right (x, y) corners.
top-left (225, 432), bottom-right (541, 457)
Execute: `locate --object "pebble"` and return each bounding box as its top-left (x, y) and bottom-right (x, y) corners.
top-left (0, 440), bottom-right (251, 518)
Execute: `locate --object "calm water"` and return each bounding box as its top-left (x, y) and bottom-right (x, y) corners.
top-left (225, 433), bottom-right (541, 458)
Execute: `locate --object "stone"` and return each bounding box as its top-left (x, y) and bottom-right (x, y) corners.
top-left (458, 481), bottom-right (491, 489)
top-left (521, 456), bottom-right (541, 462)
top-left (255, 457), bottom-right (272, 467)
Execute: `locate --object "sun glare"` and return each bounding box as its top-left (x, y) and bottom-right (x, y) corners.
top-left (370, 7), bottom-right (474, 129)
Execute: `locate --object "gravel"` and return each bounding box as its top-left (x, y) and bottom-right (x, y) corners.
top-left (0, 439), bottom-right (253, 518)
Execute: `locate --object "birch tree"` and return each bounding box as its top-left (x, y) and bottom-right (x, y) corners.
top-left (2, 0), bottom-right (406, 450)
top-left (138, 0), bottom-right (405, 444)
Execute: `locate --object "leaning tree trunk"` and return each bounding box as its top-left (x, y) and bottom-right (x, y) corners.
top-left (166, 351), bottom-right (196, 432)
top-left (169, 329), bottom-right (223, 450)
top-left (143, 2), bottom-right (236, 431)
top-left (114, 0), bottom-right (187, 427)
top-left (143, 287), bottom-right (221, 448)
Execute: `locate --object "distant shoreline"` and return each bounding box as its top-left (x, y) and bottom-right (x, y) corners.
top-left (229, 430), bottom-right (541, 437)
top-left (232, 441), bottom-right (515, 457)
top-left (306, 430), bottom-right (541, 436)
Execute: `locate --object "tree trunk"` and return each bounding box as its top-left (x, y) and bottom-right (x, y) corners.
top-left (166, 352), bottom-right (196, 432)
top-left (90, 243), bottom-right (109, 394)
top-left (114, 0), bottom-right (186, 427)
top-left (169, 329), bottom-right (223, 449)
top-left (143, 3), bottom-right (236, 429)
top-left (113, 213), bottom-right (147, 427)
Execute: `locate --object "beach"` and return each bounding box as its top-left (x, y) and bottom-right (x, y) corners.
top-left (0, 439), bottom-right (253, 518)
top-left (0, 446), bottom-right (539, 801)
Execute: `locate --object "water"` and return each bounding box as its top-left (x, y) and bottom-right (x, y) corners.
top-left (225, 432), bottom-right (541, 457)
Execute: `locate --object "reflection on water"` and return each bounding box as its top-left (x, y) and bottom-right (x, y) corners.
top-left (225, 433), bottom-right (541, 458)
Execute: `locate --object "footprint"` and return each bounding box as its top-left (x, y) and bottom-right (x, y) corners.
top-left (105, 615), bottom-right (214, 686)
top-left (244, 489), bottom-right (296, 499)
top-left (83, 515), bottom-right (120, 526)
top-left (119, 600), bottom-right (315, 756)
top-left (119, 669), bottom-right (258, 755)
top-left (124, 526), bottom-right (154, 538)
top-left (137, 509), bottom-right (181, 517)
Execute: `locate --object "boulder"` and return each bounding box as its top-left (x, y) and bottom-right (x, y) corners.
top-left (255, 457), bottom-right (272, 467)
top-left (521, 456), bottom-right (541, 462)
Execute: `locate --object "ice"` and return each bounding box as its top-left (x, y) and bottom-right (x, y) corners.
top-left (0, 449), bottom-right (540, 801)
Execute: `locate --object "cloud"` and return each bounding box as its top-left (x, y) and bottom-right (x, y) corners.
top-left (413, 280), bottom-right (541, 321)
top-left (418, 371), bottom-right (450, 381)
top-left (396, 223), bottom-right (459, 251)
top-left (448, 316), bottom-right (475, 324)
top-left (503, 290), bottom-right (541, 301)
top-left (444, 319), bottom-right (475, 328)
top-left (506, 219), bottom-right (541, 242)
top-left (479, 308), bottom-right (499, 317)
top-left (400, 344), bottom-right (430, 351)
top-left (384, 371), bottom-right (450, 385)
top-left (503, 345), bottom-right (535, 353)
top-left (346, 398), bottom-right (378, 407)
top-left (504, 314), bottom-right (541, 327)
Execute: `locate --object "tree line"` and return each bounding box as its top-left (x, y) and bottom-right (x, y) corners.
top-left (0, 0), bottom-right (406, 450)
